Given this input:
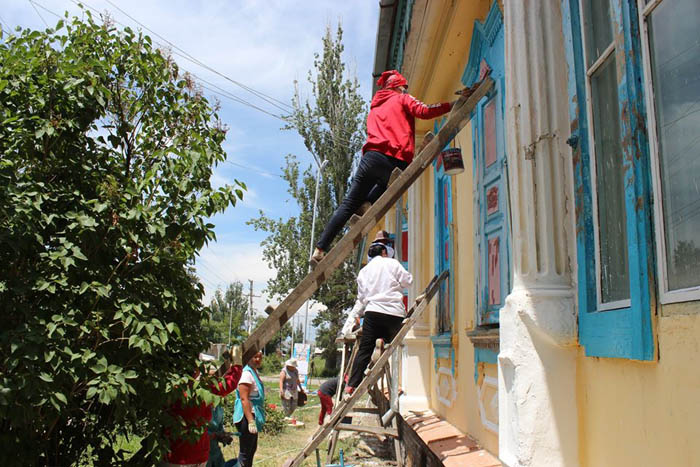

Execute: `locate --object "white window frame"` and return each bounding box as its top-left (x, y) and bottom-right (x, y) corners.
top-left (579, 0), bottom-right (632, 311)
top-left (638, 0), bottom-right (700, 304)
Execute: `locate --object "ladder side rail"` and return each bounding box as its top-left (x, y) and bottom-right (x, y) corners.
top-left (242, 77), bottom-right (493, 362)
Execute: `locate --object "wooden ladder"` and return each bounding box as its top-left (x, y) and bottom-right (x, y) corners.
top-left (241, 77), bottom-right (493, 363)
top-left (283, 271), bottom-right (448, 467)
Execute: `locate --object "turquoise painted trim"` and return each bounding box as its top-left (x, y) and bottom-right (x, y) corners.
top-left (462, 1), bottom-right (503, 86)
top-left (432, 164), bottom-right (455, 332)
top-left (615, 0), bottom-right (655, 360)
top-left (431, 118), bottom-right (456, 373)
top-left (473, 348), bottom-right (498, 383)
top-left (430, 334), bottom-right (455, 373)
top-left (388, 0), bottom-right (415, 71)
top-left (562, 0), bottom-right (655, 360)
top-left (464, 0), bottom-right (509, 325)
top-left (431, 334), bottom-right (451, 358)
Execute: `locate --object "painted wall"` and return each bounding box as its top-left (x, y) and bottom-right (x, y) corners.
top-left (577, 306), bottom-right (700, 466)
top-left (394, 0), bottom-right (500, 456)
top-left (430, 124), bottom-right (499, 454)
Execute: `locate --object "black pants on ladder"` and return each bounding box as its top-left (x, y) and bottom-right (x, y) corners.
top-left (347, 311), bottom-right (404, 389)
top-left (316, 151), bottom-right (408, 251)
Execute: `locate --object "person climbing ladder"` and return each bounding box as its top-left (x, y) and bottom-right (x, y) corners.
top-left (343, 234), bottom-right (412, 397)
top-left (311, 70), bottom-right (470, 264)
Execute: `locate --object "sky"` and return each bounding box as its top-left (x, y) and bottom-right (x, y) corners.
top-left (2, 0), bottom-right (380, 343)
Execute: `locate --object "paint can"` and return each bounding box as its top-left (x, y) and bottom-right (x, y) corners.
top-left (439, 148), bottom-right (464, 176)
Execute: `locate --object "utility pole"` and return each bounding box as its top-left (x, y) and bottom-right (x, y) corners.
top-left (304, 159), bottom-right (328, 345)
top-left (248, 280), bottom-right (255, 334)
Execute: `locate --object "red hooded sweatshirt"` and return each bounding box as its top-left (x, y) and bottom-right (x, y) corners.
top-left (362, 89), bottom-right (452, 164)
top-left (165, 364), bottom-right (242, 465)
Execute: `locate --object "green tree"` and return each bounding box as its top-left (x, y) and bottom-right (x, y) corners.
top-left (249, 24), bottom-right (366, 373)
top-left (206, 281), bottom-right (248, 345)
top-left (253, 313), bottom-right (292, 355)
top-left (0, 13), bottom-right (244, 466)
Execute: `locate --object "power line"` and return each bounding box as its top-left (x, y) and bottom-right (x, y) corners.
top-left (225, 160), bottom-right (284, 179)
top-left (0, 13), bottom-right (12, 32)
top-left (102, 0), bottom-right (292, 112)
top-left (30, 0), bottom-right (364, 167)
top-left (70, 0), bottom-right (367, 151)
top-left (36, 0), bottom-right (364, 151)
top-left (28, 0), bottom-right (50, 27)
top-left (197, 257), bottom-right (234, 285)
top-left (198, 81), bottom-right (285, 121)
top-left (62, 0), bottom-right (289, 121)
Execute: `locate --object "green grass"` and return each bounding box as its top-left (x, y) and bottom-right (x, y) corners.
top-left (218, 381), bottom-right (364, 466)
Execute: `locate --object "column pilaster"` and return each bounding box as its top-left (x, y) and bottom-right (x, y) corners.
top-left (499, 1), bottom-right (579, 466)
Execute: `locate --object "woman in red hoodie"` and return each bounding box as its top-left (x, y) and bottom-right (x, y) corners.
top-left (312, 70), bottom-right (462, 263)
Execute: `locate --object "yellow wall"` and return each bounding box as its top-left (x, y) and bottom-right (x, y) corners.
top-left (424, 124), bottom-right (498, 455)
top-left (402, 0), bottom-right (499, 456)
top-left (577, 306), bottom-right (700, 466)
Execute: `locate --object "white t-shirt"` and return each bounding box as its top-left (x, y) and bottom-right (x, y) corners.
top-left (239, 369), bottom-right (261, 398)
top-left (354, 256), bottom-right (413, 318)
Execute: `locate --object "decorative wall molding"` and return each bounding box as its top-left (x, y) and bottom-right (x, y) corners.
top-left (462, 1), bottom-right (504, 86)
top-left (436, 366), bottom-right (457, 408)
top-left (477, 375), bottom-right (499, 434)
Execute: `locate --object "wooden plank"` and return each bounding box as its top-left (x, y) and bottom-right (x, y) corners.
top-left (393, 415), bottom-right (404, 467)
top-left (326, 429), bottom-right (340, 465)
top-left (242, 77), bottom-right (493, 363)
top-left (336, 423), bottom-right (398, 438)
top-left (283, 272), bottom-right (448, 467)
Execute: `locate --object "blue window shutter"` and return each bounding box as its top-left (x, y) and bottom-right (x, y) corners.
top-left (431, 123), bottom-right (455, 366)
top-left (562, 0), bottom-right (655, 360)
top-left (465, 1), bottom-right (510, 326)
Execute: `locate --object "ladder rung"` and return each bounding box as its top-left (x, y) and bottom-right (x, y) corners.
top-left (388, 167), bottom-right (402, 185)
top-left (335, 423), bottom-right (398, 438)
top-left (348, 213), bottom-right (361, 227)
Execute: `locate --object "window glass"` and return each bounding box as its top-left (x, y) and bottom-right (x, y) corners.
top-left (488, 237), bottom-right (501, 306)
top-left (484, 98), bottom-right (497, 167)
top-left (648, 0), bottom-right (700, 290)
top-left (583, 0), bottom-right (614, 66)
top-left (591, 54), bottom-right (630, 303)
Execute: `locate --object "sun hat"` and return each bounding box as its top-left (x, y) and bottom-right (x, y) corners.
top-left (373, 230), bottom-right (392, 244)
top-left (285, 358), bottom-right (298, 368)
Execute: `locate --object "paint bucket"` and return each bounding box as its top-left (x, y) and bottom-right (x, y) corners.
top-left (439, 148), bottom-right (465, 175)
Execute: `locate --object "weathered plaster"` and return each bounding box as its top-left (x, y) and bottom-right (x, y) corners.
top-left (500, 0), bottom-right (579, 466)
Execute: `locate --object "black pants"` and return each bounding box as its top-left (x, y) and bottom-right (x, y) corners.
top-left (316, 151), bottom-right (408, 251)
top-left (347, 311), bottom-right (404, 388)
top-left (235, 419), bottom-right (258, 467)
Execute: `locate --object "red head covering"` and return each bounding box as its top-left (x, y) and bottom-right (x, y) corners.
top-left (376, 70), bottom-right (408, 89)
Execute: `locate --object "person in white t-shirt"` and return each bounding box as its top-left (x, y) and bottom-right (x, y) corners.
top-left (345, 233), bottom-right (412, 395)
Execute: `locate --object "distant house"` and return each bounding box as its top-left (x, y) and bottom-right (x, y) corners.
top-left (368, 0), bottom-right (700, 465)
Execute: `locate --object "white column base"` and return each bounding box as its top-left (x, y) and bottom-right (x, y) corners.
top-left (498, 286), bottom-right (579, 467)
top-left (399, 333), bottom-right (432, 413)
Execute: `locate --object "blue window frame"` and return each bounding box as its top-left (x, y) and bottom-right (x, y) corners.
top-left (463, 1), bottom-right (510, 326)
top-left (562, 0), bottom-right (655, 360)
top-left (431, 126), bottom-right (455, 364)
top-left (395, 198), bottom-right (410, 311)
